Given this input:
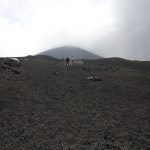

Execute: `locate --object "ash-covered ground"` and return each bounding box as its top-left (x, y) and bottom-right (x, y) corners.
top-left (0, 56), bottom-right (150, 150)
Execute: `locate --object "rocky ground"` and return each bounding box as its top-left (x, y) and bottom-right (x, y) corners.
top-left (0, 56), bottom-right (150, 150)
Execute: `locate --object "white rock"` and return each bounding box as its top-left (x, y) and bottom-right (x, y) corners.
top-left (10, 58), bottom-right (20, 62)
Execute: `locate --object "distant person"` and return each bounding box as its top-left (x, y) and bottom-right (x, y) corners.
top-left (65, 57), bottom-right (70, 67)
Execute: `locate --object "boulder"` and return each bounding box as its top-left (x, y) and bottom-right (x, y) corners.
top-left (4, 58), bottom-right (21, 67)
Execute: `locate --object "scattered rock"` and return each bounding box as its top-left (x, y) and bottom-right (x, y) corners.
top-left (11, 69), bottom-right (20, 74)
top-left (0, 65), bottom-right (6, 70)
top-left (7, 77), bottom-right (10, 80)
top-left (82, 68), bottom-right (87, 71)
top-left (105, 66), bottom-right (113, 71)
top-left (53, 72), bottom-right (59, 75)
top-left (87, 76), bottom-right (93, 80)
top-left (86, 76), bottom-right (102, 81)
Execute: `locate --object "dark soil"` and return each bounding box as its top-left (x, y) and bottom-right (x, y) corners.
top-left (0, 56), bottom-right (150, 150)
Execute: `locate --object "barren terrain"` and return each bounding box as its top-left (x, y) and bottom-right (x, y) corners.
top-left (0, 56), bottom-right (150, 149)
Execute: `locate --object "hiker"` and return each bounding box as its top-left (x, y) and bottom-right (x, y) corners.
top-left (65, 57), bottom-right (70, 67)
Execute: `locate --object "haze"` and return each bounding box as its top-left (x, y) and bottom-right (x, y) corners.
top-left (0, 0), bottom-right (150, 60)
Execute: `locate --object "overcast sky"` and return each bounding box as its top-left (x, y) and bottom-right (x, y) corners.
top-left (0, 0), bottom-right (150, 60)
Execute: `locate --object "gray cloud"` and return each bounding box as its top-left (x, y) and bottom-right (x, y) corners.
top-left (92, 0), bottom-right (150, 60)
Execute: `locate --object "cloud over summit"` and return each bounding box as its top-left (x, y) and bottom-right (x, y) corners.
top-left (0, 0), bottom-right (150, 60)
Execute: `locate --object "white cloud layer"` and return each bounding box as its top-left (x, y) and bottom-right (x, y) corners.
top-left (0, 0), bottom-right (150, 60)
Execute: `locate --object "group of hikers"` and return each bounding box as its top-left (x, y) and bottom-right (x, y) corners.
top-left (64, 57), bottom-right (84, 66)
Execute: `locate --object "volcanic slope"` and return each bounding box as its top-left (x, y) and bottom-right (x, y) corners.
top-left (39, 46), bottom-right (102, 59)
top-left (0, 56), bottom-right (150, 149)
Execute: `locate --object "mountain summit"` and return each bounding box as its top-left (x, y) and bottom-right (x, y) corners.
top-left (39, 46), bottom-right (102, 59)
